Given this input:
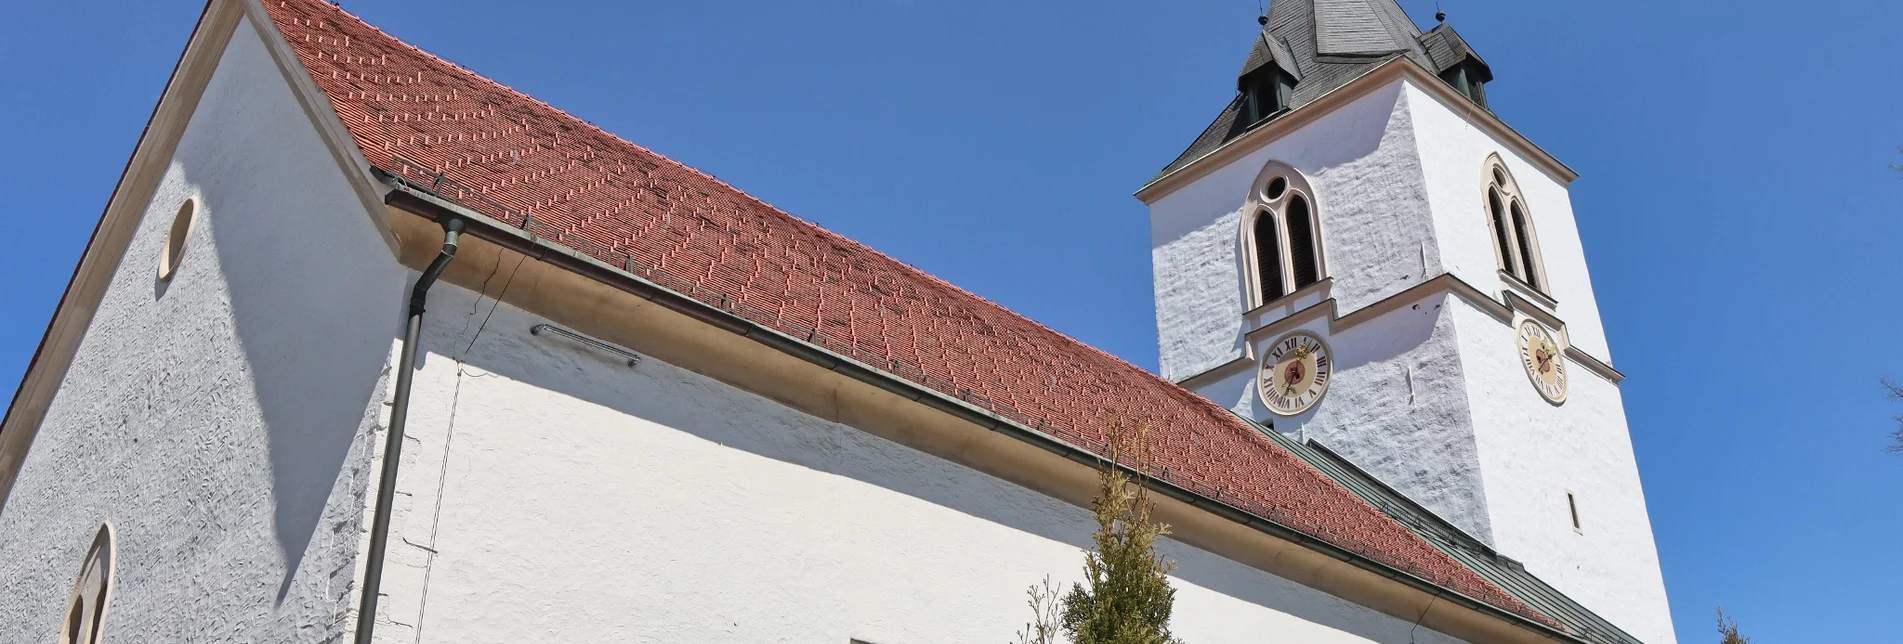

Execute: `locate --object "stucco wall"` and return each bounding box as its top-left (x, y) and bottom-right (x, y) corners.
top-left (1151, 75), bottom-right (1671, 643)
top-left (367, 282), bottom-right (1471, 644)
top-left (1447, 300), bottom-right (1674, 644)
top-left (1150, 81), bottom-right (1442, 382)
top-left (1404, 82), bottom-right (1671, 643)
top-left (1249, 293), bottom-right (1494, 543)
top-left (1406, 84), bottom-right (1612, 360)
top-left (0, 18), bottom-right (403, 643)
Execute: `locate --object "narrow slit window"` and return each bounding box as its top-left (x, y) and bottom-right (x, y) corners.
top-left (1244, 162), bottom-right (1325, 307)
top-left (1566, 492), bottom-right (1582, 532)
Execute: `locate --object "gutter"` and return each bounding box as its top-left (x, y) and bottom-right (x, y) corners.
top-left (353, 216), bottom-right (464, 644)
top-left (375, 171), bottom-right (1589, 644)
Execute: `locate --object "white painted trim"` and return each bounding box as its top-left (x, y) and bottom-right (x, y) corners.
top-left (1136, 57), bottom-right (1578, 205)
top-left (1499, 269), bottom-right (1556, 311)
top-left (1242, 277), bottom-right (1334, 320)
top-left (240, 0), bottom-right (400, 258)
top-left (1174, 272), bottom-right (1623, 391)
top-left (0, 0), bottom-right (248, 509)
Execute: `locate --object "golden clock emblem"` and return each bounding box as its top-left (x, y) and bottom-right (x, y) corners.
top-left (1517, 320), bottom-right (1568, 404)
top-left (1258, 330), bottom-right (1332, 416)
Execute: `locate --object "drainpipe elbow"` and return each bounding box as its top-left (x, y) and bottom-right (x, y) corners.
top-left (408, 218), bottom-right (465, 315)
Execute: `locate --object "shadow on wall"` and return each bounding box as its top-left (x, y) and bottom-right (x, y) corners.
top-left (423, 285), bottom-right (1447, 644)
top-left (201, 160), bottom-right (405, 602)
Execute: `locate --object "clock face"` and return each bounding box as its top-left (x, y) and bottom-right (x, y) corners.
top-left (1517, 320), bottom-right (1568, 404)
top-left (1258, 331), bottom-right (1332, 416)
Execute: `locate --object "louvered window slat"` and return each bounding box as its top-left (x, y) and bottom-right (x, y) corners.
top-left (1287, 195), bottom-right (1319, 288)
top-left (1254, 210), bottom-right (1285, 302)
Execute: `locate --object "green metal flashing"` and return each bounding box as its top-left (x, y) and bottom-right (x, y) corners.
top-left (1242, 417), bottom-right (1644, 644)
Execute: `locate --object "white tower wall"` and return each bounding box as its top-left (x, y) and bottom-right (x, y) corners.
top-left (1151, 80), bottom-right (1445, 382)
top-left (1409, 87), bottom-right (1674, 644)
top-left (1147, 73), bottom-right (1674, 644)
top-left (1151, 80), bottom-right (1496, 542)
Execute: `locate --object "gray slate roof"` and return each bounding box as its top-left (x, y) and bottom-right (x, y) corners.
top-left (1420, 23), bottom-right (1493, 82)
top-left (1244, 418), bottom-right (1646, 644)
top-left (1153, 0), bottom-right (1490, 181)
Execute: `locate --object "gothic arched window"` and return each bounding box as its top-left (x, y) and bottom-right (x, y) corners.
top-left (1483, 156), bottom-right (1545, 292)
top-left (58, 524), bottom-right (115, 644)
top-left (1244, 162), bottom-right (1324, 307)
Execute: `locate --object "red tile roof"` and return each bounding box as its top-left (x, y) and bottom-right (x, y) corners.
top-left (262, 0), bottom-right (1557, 628)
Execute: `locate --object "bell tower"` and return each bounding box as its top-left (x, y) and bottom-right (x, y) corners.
top-left (1136, 3), bottom-right (1677, 643)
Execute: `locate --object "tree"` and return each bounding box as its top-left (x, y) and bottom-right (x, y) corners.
top-left (1716, 608), bottom-right (1751, 644)
top-left (1884, 379), bottom-right (1903, 455)
top-left (1057, 417), bottom-right (1184, 644)
top-left (1015, 577), bottom-right (1064, 644)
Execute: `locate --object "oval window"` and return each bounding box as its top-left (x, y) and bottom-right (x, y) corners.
top-left (158, 198), bottom-right (196, 282)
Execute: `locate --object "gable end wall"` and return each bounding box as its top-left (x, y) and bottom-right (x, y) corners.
top-left (0, 16), bottom-right (405, 642)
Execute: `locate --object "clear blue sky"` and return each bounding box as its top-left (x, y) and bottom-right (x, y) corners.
top-left (2, 1), bottom-right (1898, 640)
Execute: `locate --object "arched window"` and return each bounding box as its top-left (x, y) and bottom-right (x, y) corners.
top-left (58, 524), bottom-right (114, 644)
top-left (1244, 162), bottom-right (1324, 307)
top-left (1483, 156), bottom-right (1545, 292)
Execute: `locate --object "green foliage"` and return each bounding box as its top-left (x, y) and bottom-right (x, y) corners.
top-left (1883, 379), bottom-right (1903, 455)
top-left (1056, 418), bottom-right (1184, 644)
top-left (1716, 608), bottom-right (1751, 644)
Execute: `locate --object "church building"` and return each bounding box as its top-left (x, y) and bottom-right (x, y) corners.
top-left (0, 0), bottom-right (1675, 642)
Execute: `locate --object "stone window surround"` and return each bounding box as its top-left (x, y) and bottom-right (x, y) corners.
top-left (157, 194), bottom-right (200, 282)
top-left (1482, 155), bottom-right (1549, 295)
top-left (1174, 272), bottom-right (1624, 392)
top-left (58, 522), bottom-right (116, 644)
top-left (1240, 160), bottom-right (1329, 310)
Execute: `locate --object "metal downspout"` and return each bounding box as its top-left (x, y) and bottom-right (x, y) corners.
top-left (354, 217), bottom-right (464, 644)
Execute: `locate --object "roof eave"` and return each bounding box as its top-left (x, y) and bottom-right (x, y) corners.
top-left (379, 171), bottom-right (1593, 644)
top-left (1135, 56), bottom-right (1578, 205)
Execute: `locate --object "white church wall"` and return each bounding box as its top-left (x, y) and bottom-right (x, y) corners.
top-left (0, 17), bottom-right (403, 643)
top-left (1446, 300), bottom-right (1675, 644)
top-left (369, 282), bottom-right (1471, 644)
top-left (1150, 80), bottom-right (1442, 383)
top-left (1242, 292), bottom-right (1494, 544)
top-left (1404, 83), bottom-right (1614, 361)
